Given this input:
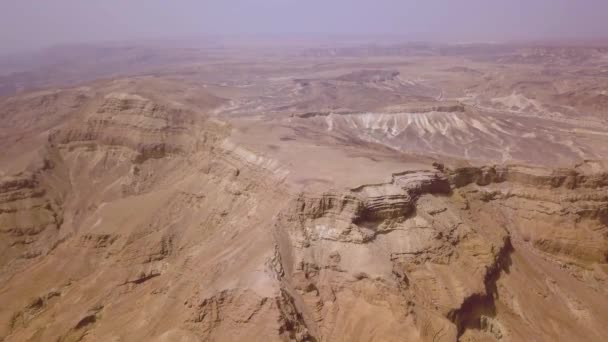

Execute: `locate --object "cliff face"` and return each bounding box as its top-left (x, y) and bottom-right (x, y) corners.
top-left (0, 155), bottom-right (68, 269)
top-left (271, 163), bottom-right (608, 341)
top-left (0, 80), bottom-right (607, 342)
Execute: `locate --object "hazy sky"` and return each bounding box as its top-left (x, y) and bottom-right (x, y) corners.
top-left (2, 0), bottom-right (608, 52)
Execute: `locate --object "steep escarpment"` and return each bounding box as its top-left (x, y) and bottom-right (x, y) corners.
top-left (442, 163), bottom-right (608, 341)
top-left (271, 169), bottom-right (508, 341)
top-left (283, 170), bottom-right (451, 244)
top-left (0, 86), bottom-right (289, 341)
top-left (269, 163), bottom-right (608, 341)
top-left (447, 164), bottom-right (608, 266)
top-left (1, 89), bottom-right (228, 269)
top-left (48, 92), bottom-right (218, 163)
top-left (0, 149), bottom-right (69, 271)
top-left (448, 163), bottom-right (608, 189)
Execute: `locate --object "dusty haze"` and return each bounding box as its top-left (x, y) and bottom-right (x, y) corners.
top-left (2, 0), bottom-right (608, 52)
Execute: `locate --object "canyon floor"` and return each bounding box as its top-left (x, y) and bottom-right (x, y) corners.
top-left (1, 39), bottom-right (608, 341)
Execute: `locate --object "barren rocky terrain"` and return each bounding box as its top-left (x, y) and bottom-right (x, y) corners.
top-left (1, 40), bottom-right (607, 341)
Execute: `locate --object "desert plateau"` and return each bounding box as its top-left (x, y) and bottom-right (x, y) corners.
top-left (1, 35), bottom-right (608, 342)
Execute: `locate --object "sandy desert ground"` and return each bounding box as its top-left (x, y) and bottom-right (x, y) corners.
top-left (1, 39), bottom-right (608, 341)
